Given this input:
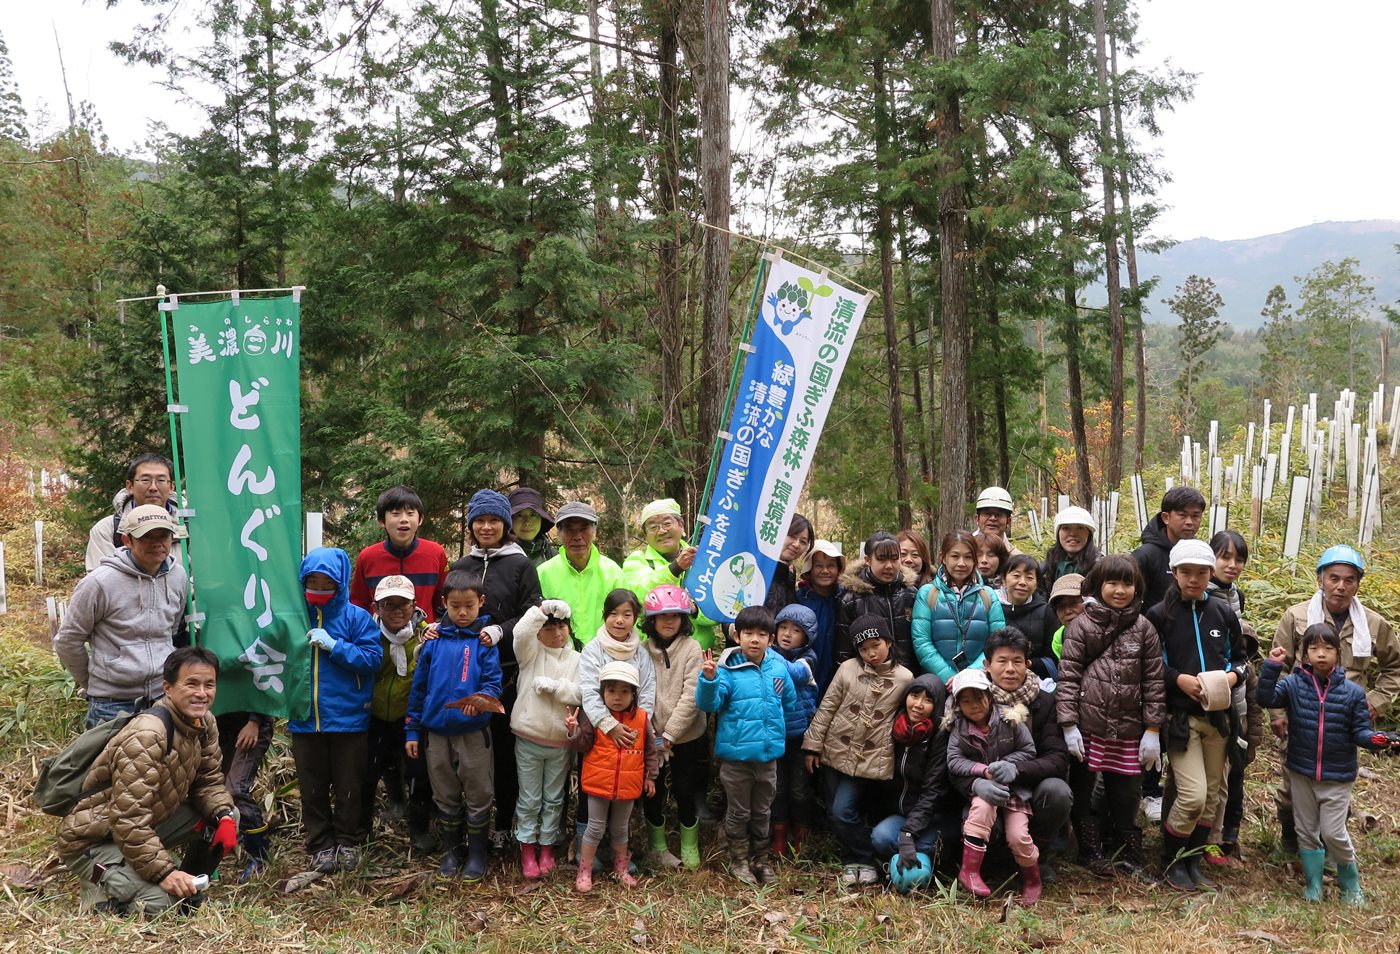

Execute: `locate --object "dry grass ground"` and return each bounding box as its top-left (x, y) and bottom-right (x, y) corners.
top-left (3, 478), bottom-right (1400, 952)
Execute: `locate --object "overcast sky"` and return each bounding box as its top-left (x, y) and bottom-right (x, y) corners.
top-left (7, 0), bottom-right (1399, 243)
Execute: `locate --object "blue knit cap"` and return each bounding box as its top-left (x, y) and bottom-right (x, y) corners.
top-left (467, 489), bottom-right (513, 529)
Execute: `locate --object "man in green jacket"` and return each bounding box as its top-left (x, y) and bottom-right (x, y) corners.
top-left (537, 502), bottom-right (623, 646)
top-left (622, 498), bottom-right (719, 649)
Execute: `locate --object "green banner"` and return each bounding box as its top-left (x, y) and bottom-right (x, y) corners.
top-left (171, 296), bottom-right (306, 719)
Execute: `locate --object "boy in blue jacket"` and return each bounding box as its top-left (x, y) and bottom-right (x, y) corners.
top-left (696, 605), bottom-right (799, 886)
top-left (406, 571), bottom-right (502, 880)
top-left (770, 604), bottom-right (820, 858)
top-left (291, 547), bottom-right (383, 874)
top-left (1258, 624), bottom-right (1395, 904)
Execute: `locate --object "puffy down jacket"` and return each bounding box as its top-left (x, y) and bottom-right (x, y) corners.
top-left (697, 647), bottom-right (798, 762)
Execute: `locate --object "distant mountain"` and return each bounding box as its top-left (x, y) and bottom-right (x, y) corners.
top-left (1104, 220), bottom-right (1400, 329)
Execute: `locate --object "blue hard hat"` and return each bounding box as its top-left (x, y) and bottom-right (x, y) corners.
top-left (1316, 545), bottom-right (1365, 577)
top-left (887, 851), bottom-right (934, 894)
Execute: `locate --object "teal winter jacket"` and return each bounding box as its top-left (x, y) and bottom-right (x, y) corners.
top-left (911, 572), bottom-right (1005, 682)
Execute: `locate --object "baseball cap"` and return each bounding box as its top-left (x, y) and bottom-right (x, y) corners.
top-left (374, 574), bottom-right (416, 602)
top-left (119, 505), bottom-right (187, 539)
top-left (555, 501), bottom-right (600, 525)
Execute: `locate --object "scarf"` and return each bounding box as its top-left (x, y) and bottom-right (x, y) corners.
top-left (892, 712), bottom-right (935, 746)
top-left (381, 618), bottom-right (418, 677)
top-left (596, 626), bottom-right (641, 661)
top-left (989, 668), bottom-right (1040, 711)
top-left (1306, 590), bottom-right (1371, 658)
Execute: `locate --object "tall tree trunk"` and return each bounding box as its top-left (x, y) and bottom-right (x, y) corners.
top-left (897, 208), bottom-right (932, 502)
top-left (260, 1), bottom-right (286, 285)
top-left (873, 55), bottom-right (912, 529)
top-left (657, 5), bottom-right (687, 508)
top-left (987, 286), bottom-right (1010, 487)
top-left (1110, 27), bottom-right (1146, 472)
top-left (1063, 257), bottom-right (1093, 502)
top-left (696, 0), bottom-right (732, 508)
top-left (588, 0), bottom-right (612, 340)
top-left (483, 0), bottom-right (543, 482)
top-left (931, 0), bottom-right (973, 531)
top-left (1094, 0), bottom-right (1124, 489)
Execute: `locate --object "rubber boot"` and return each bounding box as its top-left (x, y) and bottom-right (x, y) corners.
top-left (728, 836), bottom-right (758, 885)
top-left (537, 843), bottom-right (557, 877)
top-left (750, 837), bottom-right (776, 884)
top-left (1186, 825), bottom-right (1218, 890)
top-left (576, 820), bottom-right (604, 873)
top-left (1072, 815), bottom-right (1111, 875)
top-left (238, 824), bottom-right (271, 883)
top-left (1116, 827), bottom-right (1152, 882)
top-left (957, 839), bottom-right (991, 898)
top-left (437, 815), bottom-right (465, 877)
top-left (1278, 807), bottom-right (1299, 855)
top-left (407, 801), bottom-right (437, 853)
top-left (612, 842), bottom-right (640, 887)
top-left (679, 822), bottom-right (701, 870)
top-left (1019, 862), bottom-right (1043, 906)
top-left (576, 842), bottom-right (597, 893)
top-left (647, 822), bottom-right (681, 869)
top-left (520, 843), bottom-right (540, 880)
top-left (462, 824), bottom-right (489, 882)
top-left (1299, 849), bottom-right (1326, 902)
top-left (790, 824), bottom-right (810, 859)
top-left (1336, 862), bottom-right (1364, 906)
top-left (1161, 828), bottom-right (1195, 891)
top-left (769, 822), bottom-right (789, 860)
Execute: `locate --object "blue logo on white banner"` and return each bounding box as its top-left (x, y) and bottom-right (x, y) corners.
top-left (691, 254), bottom-right (871, 622)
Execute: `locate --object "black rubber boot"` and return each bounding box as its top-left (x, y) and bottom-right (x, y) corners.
top-left (1073, 816), bottom-right (1112, 875)
top-left (1278, 807), bottom-right (1299, 855)
top-left (1116, 826), bottom-right (1152, 882)
top-left (437, 813), bottom-right (465, 877)
top-left (1185, 825), bottom-right (1218, 890)
top-left (1161, 829), bottom-right (1196, 891)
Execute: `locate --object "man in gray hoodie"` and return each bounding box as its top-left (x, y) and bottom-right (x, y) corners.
top-left (57, 505), bottom-right (190, 728)
top-left (84, 453), bottom-right (178, 573)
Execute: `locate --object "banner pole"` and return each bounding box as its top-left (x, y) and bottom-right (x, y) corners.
top-left (157, 287), bottom-right (198, 641)
top-left (689, 250), bottom-right (772, 548)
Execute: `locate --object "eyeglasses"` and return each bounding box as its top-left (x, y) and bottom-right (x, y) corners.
top-left (644, 518), bottom-right (680, 533)
top-left (133, 477), bottom-right (173, 487)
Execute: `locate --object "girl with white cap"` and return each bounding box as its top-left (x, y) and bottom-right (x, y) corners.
top-left (1040, 506), bottom-right (1100, 597)
top-left (1146, 538), bottom-right (1247, 891)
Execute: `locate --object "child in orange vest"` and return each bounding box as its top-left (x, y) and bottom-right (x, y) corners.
top-left (565, 660), bottom-right (659, 892)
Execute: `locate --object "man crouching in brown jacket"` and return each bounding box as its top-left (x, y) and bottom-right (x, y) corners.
top-left (57, 646), bottom-right (238, 916)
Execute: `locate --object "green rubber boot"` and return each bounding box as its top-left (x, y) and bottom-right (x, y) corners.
top-left (1299, 849), bottom-right (1326, 902)
top-left (1336, 861), bottom-right (1364, 906)
top-left (679, 822), bottom-right (701, 870)
top-left (647, 822), bottom-right (681, 869)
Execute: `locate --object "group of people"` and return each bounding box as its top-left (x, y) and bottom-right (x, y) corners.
top-left (47, 458), bottom-right (1400, 916)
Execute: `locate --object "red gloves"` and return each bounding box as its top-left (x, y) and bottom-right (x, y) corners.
top-left (211, 815), bottom-right (238, 857)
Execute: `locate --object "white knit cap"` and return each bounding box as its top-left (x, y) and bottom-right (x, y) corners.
top-left (1169, 538), bottom-right (1216, 569)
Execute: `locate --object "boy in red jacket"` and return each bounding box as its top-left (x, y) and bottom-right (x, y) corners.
top-left (350, 485), bottom-right (448, 618)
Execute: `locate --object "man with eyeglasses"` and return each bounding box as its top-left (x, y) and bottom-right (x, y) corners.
top-left (57, 506), bottom-right (191, 728)
top-left (85, 454), bottom-right (180, 573)
top-left (621, 498), bottom-right (718, 650)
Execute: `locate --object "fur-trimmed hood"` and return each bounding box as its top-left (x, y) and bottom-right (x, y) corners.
top-left (840, 559), bottom-right (918, 595)
top-left (942, 695), bottom-right (1027, 731)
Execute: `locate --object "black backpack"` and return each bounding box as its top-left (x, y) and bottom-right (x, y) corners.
top-left (33, 706), bottom-right (174, 816)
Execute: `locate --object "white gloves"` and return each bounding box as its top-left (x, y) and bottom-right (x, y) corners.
top-left (308, 628), bottom-right (335, 651)
top-left (1062, 725), bottom-right (1085, 761)
top-left (479, 624), bottom-right (503, 647)
top-left (1139, 731), bottom-right (1162, 771)
top-left (534, 676), bottom-right (559, 694)
top-left (540, 599), bottom-right (572, 619)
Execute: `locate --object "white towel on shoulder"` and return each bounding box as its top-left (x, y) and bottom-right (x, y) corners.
top-left (1305, 590), bottom-right (1371, 659)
